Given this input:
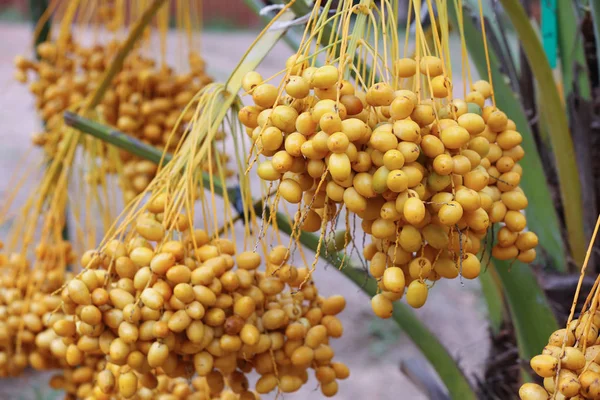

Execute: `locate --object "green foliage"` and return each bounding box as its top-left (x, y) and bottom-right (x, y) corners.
top-left (499, 0), bottom-right (585, 265)
top-left (478, 267), bottom-right (504, 335)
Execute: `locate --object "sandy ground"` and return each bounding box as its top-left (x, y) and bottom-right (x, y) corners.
top-left (0, 23), bottom-right (491, 400)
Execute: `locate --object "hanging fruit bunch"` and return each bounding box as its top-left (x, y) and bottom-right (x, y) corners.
top-left (0, 239), bottom-right (76, 376)
top-left (0, 0), bottom-right (175, 378)
top-left (0, 105), bottom-right (102, 377)
top-left (519, 216), bottom-right (600, 400)
top-left (13, 0), bottom-right (220, 202)
top-left (0, 119), bottom-right (102, 377)
top-left (239, 0), bottom-right (538, 318)
top-left (44, 83), bottom-right (349, 399)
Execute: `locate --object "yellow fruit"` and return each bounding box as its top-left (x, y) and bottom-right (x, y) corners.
top-left (431, 75), bottom-right (451, 98)
top-left (398, 225), bottom-right (422, 252)
top-left (557, 370), bottom-right (580, 397)
top-left (386, 170), bottom-right (408, 193)
top-left (393, 119), bottom-right (420, 142)
top-left (457, 113), bottom-right (485, 135)
top-left (561, 346), bottom-right (585, 370)
top-left (329, 153), bottom-right (351, 181)
top-left (460, 253), bottom-right (481, 279)
top-left (366, 83), bottom-right (394, 106)
top-left (242, 71), bottom-right (263, 92)
top-left (440, 126), bottom-right (470, 149)
top-left (411, 104), bottom-right (435, 126)
top-left (311, 65), bottom-right (339, 88)
top-left (472, 80), bottom-right (492, 98)
top-left (419, 56), bottom-right (444, 77)
top-left (492, 244), bottom-right (518, 260)
top-left (530, 355), bottom-right (558, 378)
top-left (518, 383), bottom-right (548, 400)
top-left (394, 58), bottom-right (417, 77)
top-left (270, 105), bottom-right (298, 133)
top-left (408, 257), bottom-right (432, 280)
top-left (286, 75), bottom-right (310, 98)
top-left (517, 249), bottom-right (536, 263)
top-left (406, 281), bottom-right (428, 308)
top-left (420, 135), bottom-right (445, 158)
top-left (438, 202), bottom-right (464, 226)
top-left (403, 197), bottom-right (425, 225)
top-left (118, 371), bottom-right (138, 398)
top-left (257, 161), bottom-right (281, 181)
top-left (390, 95), bottom-right (415, 120)
top-left (279, 179), bottom-right (303, 203)
top-left (371, 218), bottom-right (396, 239)
top-left (433, 258), bottom-right (458, 279)
top-left (382, 267), bottom-right (405, 293)
top-left (371, 294), bottom-right (393, 319)
top-left (252, 83), bottom-right (278, 108)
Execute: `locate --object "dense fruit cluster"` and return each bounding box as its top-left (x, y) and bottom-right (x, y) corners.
top-left (14, 40), bottom-right (215, 201)
top-left (48, 361), bottom-right (266, 400)
top-left (519, 309), bottom-right (600, 400)
top-left (239, 55), bottom-right (538, 316)
top-left (0, 240), bottom-right (76, 376)
top-left (42, 203), bottom-right (348, 398)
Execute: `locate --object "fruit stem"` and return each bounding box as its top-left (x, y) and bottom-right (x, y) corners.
top-left (62, 111), bottom-right (234, 204)
top-left (66, 109), bottom-right (476, 400)
top-left (86, 0), bottom-right (169, 110)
